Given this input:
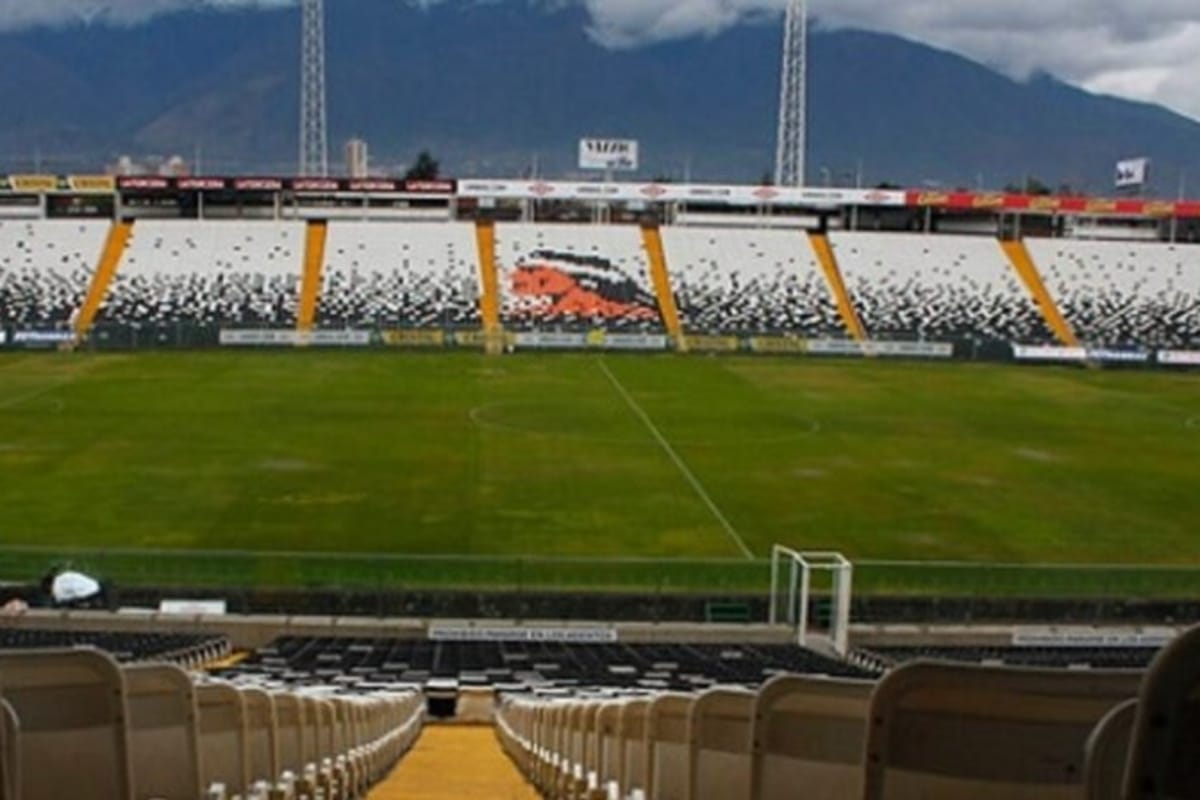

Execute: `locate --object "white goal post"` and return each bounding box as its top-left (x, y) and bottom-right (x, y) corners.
top-left (769, 546), bottom-right (853, 655)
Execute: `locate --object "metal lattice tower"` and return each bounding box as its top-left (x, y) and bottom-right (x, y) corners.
top-left (299, 0), bottom-right (329, 176)
top-left (774, 0), bottom-right (808, 187)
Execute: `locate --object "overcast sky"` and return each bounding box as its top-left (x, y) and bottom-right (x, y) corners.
top-left (2, 0), bottom-right (1199, 120)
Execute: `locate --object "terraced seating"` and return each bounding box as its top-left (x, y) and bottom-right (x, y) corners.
top-left (97, 221), bottom-right (304, 327)
top-left (662, 228), bottom-right (842, 336)
top-left (317, 221), bottom-right (481, 328)
top-left (494, 654), bottom-right (1170, 800)
top-left (1028, 240), bottom-right (1200, 349)
top-left (858, 644), bottom-right (1162, 671)
top-left (0, 627), bottom-right (230, 667)
top-left (221, 636), bottom-right (870, 693)
top-left (495, 223), bottom-right (666, 332)
top-left (0, 646), bottom-right (424, 799)
top-left (831, 232), bottom-right (1053, 345)
top-left (0, 220), bottom-right (108, 328)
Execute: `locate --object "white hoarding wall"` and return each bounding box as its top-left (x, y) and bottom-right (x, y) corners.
top-left (1012, 345), bottom-right (1151, 364)
top-left (1159, 350), bottom-right (1200, 366)
top-left (457, 180), bottom-right (907, 208)
top-left (429, 625), bottom-right (618, 643)
top-left (807, 340), bottom-right (954, 359)
top-left (219, 330), bottom-right (371, 347)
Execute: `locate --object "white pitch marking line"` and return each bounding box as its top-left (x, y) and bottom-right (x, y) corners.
top-left (597, 358), bottom-right (755, 561)
top-left (0, 379), bottom-right (76, 411)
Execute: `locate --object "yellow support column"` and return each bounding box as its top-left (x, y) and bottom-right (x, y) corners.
top-left (297, 220), bottom-right (328, 333)
top-left (1000, 239), bottom-right (1080, 347)
top-left (809, 232), bottom-right (867, 342)
top-left (475, 220), bottom-right (504, 354)
top-left (74, 219), bottom-right (133, 342)
top-left (641, 224), bottom-right (686, 351)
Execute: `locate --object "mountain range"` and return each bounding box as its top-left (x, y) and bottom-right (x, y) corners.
top-left (0, 0), bottom-right (1197, 193)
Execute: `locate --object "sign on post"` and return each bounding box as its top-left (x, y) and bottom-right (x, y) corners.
top-left (579, 138), bottom-right (639, 172)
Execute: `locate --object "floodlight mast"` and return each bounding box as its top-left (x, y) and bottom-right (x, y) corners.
top-left (299, 0), bottom-right (329, 177)
top-left (774, 0), bottom-right (808, 187)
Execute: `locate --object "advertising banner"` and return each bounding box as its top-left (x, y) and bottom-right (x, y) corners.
top-left (233, 178), bottom-right (284, 192)
top-left (513, 332), bottom-right (588, 350)
top-left (1158, 350), bottom-right (1200, 366)
top-left (749, 337), bottom-right (808, 354)
top-left (1012, 345), bottom-right (1089, 362)
top-left (1012, 345), bottom-right (1149, 363)
top-left (456, 179), bottom-right (907, 208)
top-left (684, 335), bottom-right (740, 352)
top-left (117, 176), bottom-right (171, 191)
top-left (12, 330), bottom-right (74, 347)
top-left (598, 333), bottom-right (669, 351)
top-left (429, 625), bottom-right (618, 643)
top-left (579, 138), bottom-right (639, 172)
top-left (382, 329), bottom-right (447, 347)
top-left (1012, 627), bottom-right (1174, 648)
top-left (219, 330), bottom-right (370, 347)
top-left (807, 340), bottom-right (954, 358)
top-left (67, 175), bottom-right (117, 193)
top-left (10, 175), bottom-right (58, 193)
top-left (176, 177), bottom-right (228, 191)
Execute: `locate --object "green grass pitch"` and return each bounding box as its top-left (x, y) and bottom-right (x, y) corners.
top-left (1, 351), bottom-right (1197, 593)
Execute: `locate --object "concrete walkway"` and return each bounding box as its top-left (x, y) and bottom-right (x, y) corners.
top-left (368, 724), bottom-right (541, 800)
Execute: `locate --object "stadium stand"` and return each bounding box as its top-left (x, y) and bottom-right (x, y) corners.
top-left (830, 232), bottom-right (1055, 346)
top-left (495, 223), bottom-right (666, 331)
top-left (0, 220), bottom-right (108, 328)
top-left (0, 698), bottom-right (17, 800)
top-left (219, 636), bottom-right (870, 692)
top-left (661, 228), bottom-right (843, 336)
top-left (688, 687), bottom-right (755, 800)
top-left (317, 221), bottom-right (481, 329)
top-left (96, 221), bottom-right (304, 328)
top-left (863, 661), bottom-right (1142, 799)
top-left (750, 674), bottom-right (874, 800)
top-left (855, 644), bottom-right (1161, 671)
top-left (126, 663), bottom-right (203, 800)
top-left (1123, 624), bottom-right (1200, 798)
top-left (0, 627), bottom-right (229, 666)
top-left (0, 649), bottom-right (133, 799)
top-left (1027, 240), bottom-right (1200, 349)
top-left (0, 645), bottom-right (425, 799)
top-left (1084, 698), bottom-right (1136, 800)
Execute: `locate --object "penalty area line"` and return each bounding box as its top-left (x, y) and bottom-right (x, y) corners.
top-left (597, 358), bottom-right (755, 561)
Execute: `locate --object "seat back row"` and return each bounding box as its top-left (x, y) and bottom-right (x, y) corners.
top-left (498, 625), bottom-right (1200, 800)
top-left (0, 647), bottom-right (425, 800)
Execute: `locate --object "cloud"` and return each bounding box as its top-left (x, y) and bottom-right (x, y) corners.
top-left (2, 0), bottom-right (1200, 120)
top-left (579, 0), bottom-right (1200, 120)
top-left (0, 0), bottom-right (292, 29)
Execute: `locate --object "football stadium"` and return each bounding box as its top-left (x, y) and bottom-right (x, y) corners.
top-left (2, 1), bottom-right (1200, 799)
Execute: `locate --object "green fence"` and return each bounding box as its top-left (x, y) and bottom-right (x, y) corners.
top-left (2, 546), bottom-right (1200, 599)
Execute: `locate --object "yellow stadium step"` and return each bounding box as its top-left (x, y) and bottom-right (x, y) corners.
top-left (641, 224), bottom-right (686, 351)
top-left (475, 220), bottom-right (504, 354)
top-left (74, 219), bottom-right (133, 341)
top-left (999, 238), bottom-right (1080, 347)
top-left (297, 220), bottom-right (329, 332)
top-left (368, 724), bottom-right (540, 800)
top-left (808, 232), bottom-right (867, 342)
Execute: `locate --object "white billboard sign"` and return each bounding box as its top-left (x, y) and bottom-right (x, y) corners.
top-left (579, 138), bottom-right (639, 172)
top-left (455, 180), bottom-right (908, 207)
top-left (1115, 158), bottom-right (1150, 189)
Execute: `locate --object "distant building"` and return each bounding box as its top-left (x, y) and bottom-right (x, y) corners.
top-left (345, 138), bottom-right (369, 179)
top-left (108, 154), bottom-right (190, 177)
